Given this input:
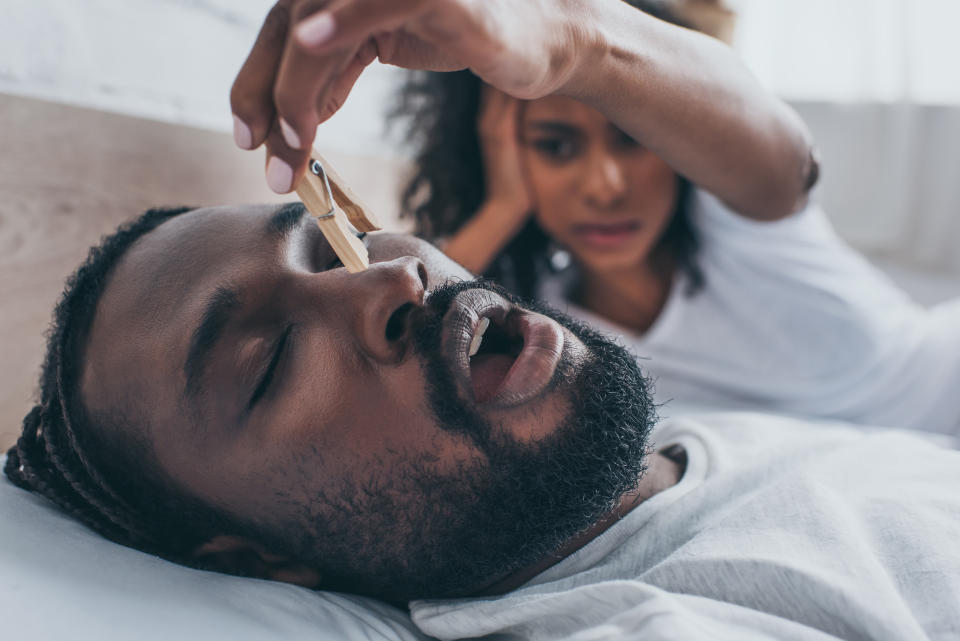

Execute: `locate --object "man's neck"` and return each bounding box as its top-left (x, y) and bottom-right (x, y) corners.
top-left (477, 447), bottom-right (686, 596)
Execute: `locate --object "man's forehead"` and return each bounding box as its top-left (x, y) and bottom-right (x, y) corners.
top-left (81, 205), bottom-right (277, 406)
top-left (127, 204), bottom-right (273, 271)
top-left (103, 205), bottom-right (272, 316)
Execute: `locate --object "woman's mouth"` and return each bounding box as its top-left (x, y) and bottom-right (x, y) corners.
top-left (572, 220), bottom-right (642, 249)
top-left (442, 290), bottom-right (565, 408)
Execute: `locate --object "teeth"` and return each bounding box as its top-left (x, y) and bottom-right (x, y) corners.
top-left (468, 317), bottom-right (491, 358)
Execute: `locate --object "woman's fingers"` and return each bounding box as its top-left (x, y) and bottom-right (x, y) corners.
top-left (263, 120), bottom-right (311, 194)
top-left (269, 0), bottom-right (436, 160)
top-left (296, 0), bottom-right (483, 71)
top-left (317, 39), bottom-right (378, 123)
top-left (476, 84), bottom-right (499, 134)
top-left (477, 86), bottom-right (514, 138)
top-left (231, 0), bottom-right (296, 149)
top-left (475, 86), bottom-right (532, 213)
top-left (294, 0), bottom-right (431, 52)
top-left (273, 35), bottom-right (357, 152)
top-left (502, 93), bottom-right (523, 142)
top-left (478, 87), bottom-right (523, 154)
top-left (261, 44), bottom-right (370, 194)
top-left (264, 49), bottom-right (356, 193)
top-left (235, 0), bottom-right (566, 192)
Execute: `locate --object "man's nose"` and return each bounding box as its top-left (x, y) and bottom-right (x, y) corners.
top-left (348, 256), bottom-right (428, 365)
top-left (583, 152), bottom-right (627, 210)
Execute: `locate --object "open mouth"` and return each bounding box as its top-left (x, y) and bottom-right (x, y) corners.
top-left (468, 314), bottom-right (526, 403)
top-left (441, 289), bottom-right (565, 408)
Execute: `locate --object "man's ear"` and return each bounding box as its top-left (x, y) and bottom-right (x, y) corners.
top-left (192, 535), bottom-right (322, 588)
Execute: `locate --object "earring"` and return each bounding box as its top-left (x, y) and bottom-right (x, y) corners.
top-left (548, 245), bottom-right (572, 272)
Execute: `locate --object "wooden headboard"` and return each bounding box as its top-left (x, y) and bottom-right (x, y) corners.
top-left (0, 93), bottom-right (406, 449)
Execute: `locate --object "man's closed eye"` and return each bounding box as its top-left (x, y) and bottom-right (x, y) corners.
top-left (248, 325), bottom-right (294, 410)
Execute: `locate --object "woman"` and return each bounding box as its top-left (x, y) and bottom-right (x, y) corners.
top-left (391, 2), bottom-right (959, 431)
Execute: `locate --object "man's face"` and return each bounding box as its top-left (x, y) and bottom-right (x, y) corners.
top-left (80, 204), bottom-right (654, 600)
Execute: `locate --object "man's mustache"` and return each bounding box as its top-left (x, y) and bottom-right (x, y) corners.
top-left (410, 277), bottom-right (519, 357)
top-left (424, 277), bottom-right (519, 319)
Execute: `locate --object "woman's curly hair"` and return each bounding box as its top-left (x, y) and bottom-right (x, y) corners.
top-left (392, 0), bottom-right (704, 300)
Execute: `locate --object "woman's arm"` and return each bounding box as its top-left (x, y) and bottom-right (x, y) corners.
top-left (232, 0), bottom-right (817, 219)
top-left (442, 88), bottom-right (532, 274)
top-left (562, 3), bottom-right (817, 220)
top-left (442, 200), bottom-right (528, 275)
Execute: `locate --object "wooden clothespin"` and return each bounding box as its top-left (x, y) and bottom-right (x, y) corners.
top-left (294, 150), bottom-right (382, 272)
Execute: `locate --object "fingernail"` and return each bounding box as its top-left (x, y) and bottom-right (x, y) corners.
top-left (297, 12), bottom-right (335, 47)
top-left (266, 156), bottom-right (294, 193)
top-left (279, 117), bottom-right (302, 150)
top-left (233, 115), bottom-right (253, 149)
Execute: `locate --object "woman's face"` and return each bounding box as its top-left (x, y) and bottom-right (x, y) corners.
top-left (520, 96), bottom-right (679, 273)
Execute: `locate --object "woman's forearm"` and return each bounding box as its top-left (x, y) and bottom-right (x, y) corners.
top-left (561, 1), bottom-right (817, 220)
top-left (442, 202), bottom-right (530, 275)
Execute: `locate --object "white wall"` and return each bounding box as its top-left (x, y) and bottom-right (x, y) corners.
top-left (797, 101), bottom-right (960, 275)
top-left (0, 0), bottom-right (406, 156)
top-left (734, 0), bottom-right (960, 104)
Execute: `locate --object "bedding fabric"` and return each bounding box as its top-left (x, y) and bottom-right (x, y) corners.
top-left (541, 190), bottom-right (960, 436)
top-left (0, 456), bottom-right (430, 641)
top-left (411, 413), bottom-right (960, 640)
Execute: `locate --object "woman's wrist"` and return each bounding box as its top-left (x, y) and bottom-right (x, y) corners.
top-left (476, 199), bottom-right (530, 230)
top-left (443, 200), bottom-right (531, 275)
top-left (468, 199), bottom-right (531, 254)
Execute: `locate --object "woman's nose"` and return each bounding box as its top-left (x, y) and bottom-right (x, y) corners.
top-left (347, 256), bottom-right (428, 365)
top-left (583, 153), bottom-right (627, 209)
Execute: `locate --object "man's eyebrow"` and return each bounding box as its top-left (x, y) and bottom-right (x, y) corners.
top-left (184, 285), bottom-right (240, 399)
top-left (266, 202), bottom-right (309, 239)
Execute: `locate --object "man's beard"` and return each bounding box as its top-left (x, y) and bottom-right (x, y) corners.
top-left (298, 280), bottom-right (657, 602)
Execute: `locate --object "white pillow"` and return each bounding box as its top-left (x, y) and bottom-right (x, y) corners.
top-left (0, 457), bottom-right (432, 641)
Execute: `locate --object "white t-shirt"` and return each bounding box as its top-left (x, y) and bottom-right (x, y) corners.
top-left (411, 413), bottom-right (960, 641)
top-left (541, 191), bottom-right (960, 435)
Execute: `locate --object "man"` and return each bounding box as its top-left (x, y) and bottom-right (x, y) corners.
top-left (6, 202), bottom-right (960, 640)
top-left (7, 201), bottom-right (668, 600)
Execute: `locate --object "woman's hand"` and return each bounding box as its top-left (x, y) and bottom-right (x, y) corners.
top-left (232, 0), bottom-right (816, 218)
top-left (440, 86), bottom-right (534, 275)
top-left (476, 87), bottom-right (533, 222)
top-left (231, 0), bottom-right (594, 193)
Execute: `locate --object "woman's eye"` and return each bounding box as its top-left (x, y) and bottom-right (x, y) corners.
top-left (531, 138), bottom-right (578, 161)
